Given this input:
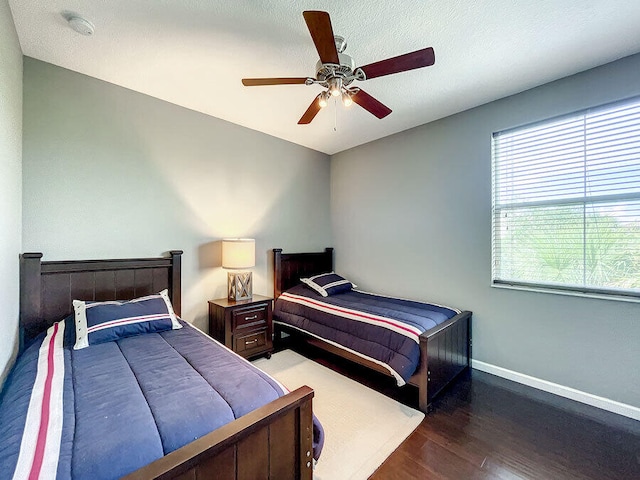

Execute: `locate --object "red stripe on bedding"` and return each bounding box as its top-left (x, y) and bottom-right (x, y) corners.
top-left (28, 322), bottom-right (58, 480)
top-left (281, 293), bottom-right (421, 338)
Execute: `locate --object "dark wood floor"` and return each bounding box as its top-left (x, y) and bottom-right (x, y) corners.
top-left (292, 344), bottom-right (640, 480)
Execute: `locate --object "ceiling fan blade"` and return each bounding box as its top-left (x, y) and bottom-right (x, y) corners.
top-left (242, 77), bottom-right (309, 86)
top-left (358, 47), bottom-right (435, 80)
top-left (351, 89), bottom-right (392, 119)
top-left (298, 94), bottom-right (323, 124)
top-left (303, 11), bottom-right (339, 64)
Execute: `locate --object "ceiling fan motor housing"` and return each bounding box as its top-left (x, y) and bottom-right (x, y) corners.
top-left (316, 53), bottom-right (356, 84)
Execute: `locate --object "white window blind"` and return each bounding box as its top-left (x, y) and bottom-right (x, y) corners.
top-left (492, 97), bottom-right (640, 298)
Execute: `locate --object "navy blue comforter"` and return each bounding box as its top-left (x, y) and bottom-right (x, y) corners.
top-left (0, 318), bottom-right (323, 479)
top-left (274, 284), bottom-right (460, 384)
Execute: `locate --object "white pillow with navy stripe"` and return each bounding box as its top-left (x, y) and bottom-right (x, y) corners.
top-left (73, 289), bottom-right (181, 350)
top-left (301, 272), bottom-right (356, 297)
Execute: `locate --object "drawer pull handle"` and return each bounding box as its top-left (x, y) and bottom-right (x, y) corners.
top-left (245, 315), bottom-right (258, 320)
top-left (245, 339), bottom-right (258, 345)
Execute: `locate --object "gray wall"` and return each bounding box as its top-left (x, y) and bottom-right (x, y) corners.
top-left (23, 58), bottom-right (331, 332)
top-left (331, 53), bottom-right (640, 407)
top-left (0, 0), bottom-right (22, 386)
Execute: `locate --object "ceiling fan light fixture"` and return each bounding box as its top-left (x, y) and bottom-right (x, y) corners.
top-left (328, 77), bottom-right (343, 97)
top-left (318, 91), bottom-right (330, 108)
top-left (342, 91), bottom-right (353, 107)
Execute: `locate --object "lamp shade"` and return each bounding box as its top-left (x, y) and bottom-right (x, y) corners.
top-left (222, 239), bottom-right (255, 269)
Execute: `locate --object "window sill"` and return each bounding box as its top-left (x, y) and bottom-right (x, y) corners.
top-left (491, 283), bottom-right (640, 304)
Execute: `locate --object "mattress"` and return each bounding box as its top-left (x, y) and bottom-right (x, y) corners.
top-left (0, 318), bottom-right (323, 479)
top-left (274, 284), bottom-right (460, 385)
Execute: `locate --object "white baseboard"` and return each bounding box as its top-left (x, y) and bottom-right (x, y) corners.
top-left (471, 360), bottom-right (640, 421)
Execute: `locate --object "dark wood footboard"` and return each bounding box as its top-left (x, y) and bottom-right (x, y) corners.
top-left (410, 310), bottom-right (472, 412)
top-left (123, 386), bottom-right (314, 480)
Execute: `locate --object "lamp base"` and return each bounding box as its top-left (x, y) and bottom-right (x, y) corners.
top-left (228, 271), bottom-right (252, 302)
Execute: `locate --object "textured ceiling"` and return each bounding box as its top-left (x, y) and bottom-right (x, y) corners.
top-left (8, 0), bottom-right (640, 154)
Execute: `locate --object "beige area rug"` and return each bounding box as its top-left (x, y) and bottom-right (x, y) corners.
top-left (253, 350), bottom-right (425, 480)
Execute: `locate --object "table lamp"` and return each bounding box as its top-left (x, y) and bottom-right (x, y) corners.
top-left (222, 238), bottom-right (255, 301)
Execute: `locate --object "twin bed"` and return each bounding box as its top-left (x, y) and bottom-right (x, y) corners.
top-left (2, 251), bottom-right (316, 480)
top-left (273, 248), bottom-right (472, 413)
top-left (1, 247), bottom-right (471, 479)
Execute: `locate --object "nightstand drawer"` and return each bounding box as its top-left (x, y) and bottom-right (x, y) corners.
top-left (232, 304), bottom-right (268, 329)
top-left (234, 329), bottom-right (268, 355)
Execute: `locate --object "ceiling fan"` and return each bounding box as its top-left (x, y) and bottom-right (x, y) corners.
top-left (241, 11), bottom-right (435, 124)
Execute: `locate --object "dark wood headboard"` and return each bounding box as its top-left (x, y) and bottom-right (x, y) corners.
top-left (273, 248), bottom-right (333, 299)
top-left (19, 251), bottom-right (183, 348)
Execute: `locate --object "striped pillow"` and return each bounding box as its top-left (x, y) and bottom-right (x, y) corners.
top-left (73, 289), bottom-right (181, 350)
top-left (301, 272), bottom-right (355, 297)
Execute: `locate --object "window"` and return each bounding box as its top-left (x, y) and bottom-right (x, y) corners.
top-left (492, 97), bottom-right (640, 299)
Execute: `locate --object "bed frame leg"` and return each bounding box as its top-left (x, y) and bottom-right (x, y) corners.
top-left (418, 335), bottom-right (429, 413)
top-left (419, 393), bottom-right (430, 414)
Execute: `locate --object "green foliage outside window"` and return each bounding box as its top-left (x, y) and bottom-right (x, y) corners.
top-left (495, 204), bottom-right (640, 291)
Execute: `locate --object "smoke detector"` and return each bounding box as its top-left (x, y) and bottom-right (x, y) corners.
top-left (65, 14), bottom-right (95, 36)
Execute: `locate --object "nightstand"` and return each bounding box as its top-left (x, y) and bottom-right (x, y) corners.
top-left (208, 295), bottom-right (273, 359)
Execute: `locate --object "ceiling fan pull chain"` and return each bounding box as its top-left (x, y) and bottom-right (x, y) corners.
top-left (334, 97), bottom-right (338, 132)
